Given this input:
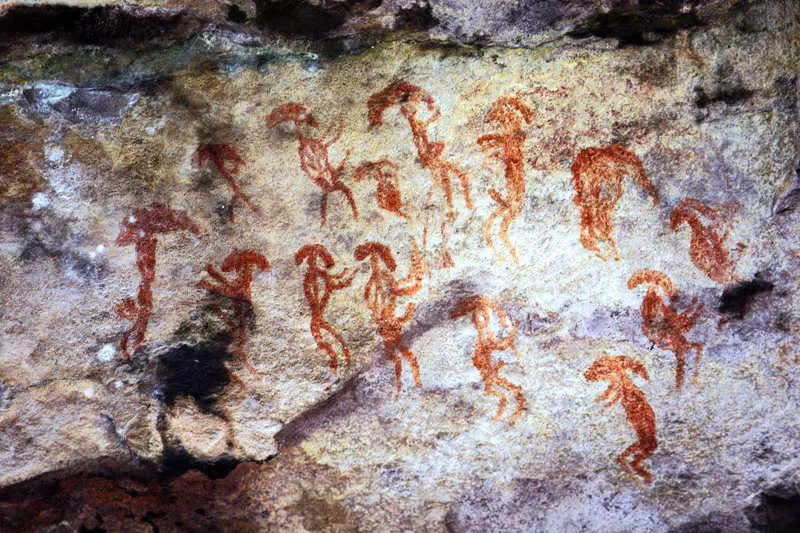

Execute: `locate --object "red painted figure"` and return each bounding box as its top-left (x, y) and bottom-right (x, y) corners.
top-left (670, 198), bottom-right (742, 284)
top-left (354, 159), bottom-right (410, 221)
top-left (584, 354), bottom-right (658, 483)
top-left (451, 295), bottom-right (526, 425)
top-left (354, 241), bottom-right (425, 395)
top-left (115, 203), bottom-right (200, 358)
top-left (295, 244), bottom-right (356, 377)
top-left (367, 81), bottom-right (472, 219)
top-left (199, 248), bottom-right (270, 380)
top-left (477, 96), bottom-right (534, 263)
top-left (267, 102), bottom-right (358, 226)
top-left (571, 145), bottom-right (659, 261)
top-left (628, 269), bottom-right (704, 389)
top-left (193, 144), bottom-right (261, 222)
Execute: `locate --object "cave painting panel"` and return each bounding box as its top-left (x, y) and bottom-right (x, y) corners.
top-left (571, 145), bottom-right (659, 261)
top-left (585, 354), bottom-right (657, 483)
top-left (451, 295), bottom-right (526, 425)
top-left (628, 269), bottom-right (704, 389)
top-left (115, 203), bottom-right (200, 358)
top-left (193, 144), bottom-right (261, 222)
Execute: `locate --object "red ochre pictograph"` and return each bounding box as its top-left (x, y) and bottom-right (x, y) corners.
top-left (295, 244), bottom-right (356, 377)
top-left (354, 240), bottom-right (425, 395)
top-left (192, 144), bottom-right (262, 221)
top-left (628, 269), bottom-right (704, 390)
top-left (367, 81), bottom-right (473, 220)
top-left (477, 96), bottom-right (534, 263)
top-left (354, 159), bottom-right (410, 221)
top-left (571, 145), bottom-right (659, 261)
top-left (670, 197), bottom-right (743, 284)
top-left (199, 248), bottom-right (270, 383)
top-left (584, 354), bottom-right (658, 483)
top-left (115, 203), bottom-right (200, 358)
top-left (267, 102), bottom-right (359, 226)
top-left (451, 295), bottom-right (526, 425)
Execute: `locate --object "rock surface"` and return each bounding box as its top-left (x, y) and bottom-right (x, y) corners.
top-left (0, 0), bottom-right (799, 531)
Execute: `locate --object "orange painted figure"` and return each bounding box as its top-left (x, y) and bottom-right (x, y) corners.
top-left (354, 160), bottom-right (410, 220)
top-left (367, 81), bottom-right (472, 219)
top-left (628, 269), bottom-right (704, 389)
top-left (267, 102), bottom-right (358, 226)
top-left (571, 145), bottom-right (659, 260)
top-left (193, 144), bottom-right (261, 222)
top-left (354, 241), bottom-right (425, 395)
top-left (295, 244), bottom-right (356, 377)
top-left (584, 354), bottom-right (658, 483)
top-left (115, 203), bottom-right (200, 358)
top-left (199, 248), bottom-right (270, 379)
top-left (477, 96), bottom-right (534, 263)
top-left (451, 295), bottom-right (526, 425)
top-left (670, 197), bottom-right (742, 284)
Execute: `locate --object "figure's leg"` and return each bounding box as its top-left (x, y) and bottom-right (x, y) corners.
top-left (483, 378), bottom-right (508, 420)
top-left (629, 445), bottom-right (654, 483)
top-left (319, 321), bottom-right (351, 367)
top-left (399, 343), bottom-right (422, 388)
top-left (335, 182), bottom-right (359, 219)
top-left (616, 443), bottom-right (639, 477)
top-left (483, 207), bottom-right (499, 251)
top-left (320, 193), bottom-right (328, 226)
top-left (434, 164), bottom-right (455, 219)
top-left (690, 342), bottom-right (704, 383)
top-left (312, 324), bottom-right (339, 376)
top-left (386, 344), bottom-right (403, 397)
top-left (494, 376), bottom-right (526, 426)
top-left (448, 163), bottom-right (473, 209)
top-left (674, 350), bottom-right (686, 390)
top-left (499, 210), bottom-right (519, 264)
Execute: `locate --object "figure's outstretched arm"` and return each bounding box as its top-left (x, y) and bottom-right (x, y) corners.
top-left (325, 120), bottom-right (345, 148)
top-left (331, 268), bottom-right (356, 289)
top-left (398, 302), bottom-right (416, 324)
top-left (597, 384), bottom-right (621, 408)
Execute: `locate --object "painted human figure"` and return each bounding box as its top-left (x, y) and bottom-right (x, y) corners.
top-left (267, 102), bottom-right (358, 226)
top-left (116, 203), bottom-right (199, 358)
top-left (451, 295), bottom-right (527, 425)
top-left (295, 244), bottom-right (355, 377)
top-left (670, 197), bottom-right (742, 284)
top-left (354, 241), bottom-right (424, 395)
top-left (193, 144), bottom-right (261, 222)
top-left (354, 159), bottom-right (410, 221)
top-left (584, 354), bottom-right (658, 483)
top-left (477, 96), bottom-right (534, 263)
top-left (199, 248), bottom-right (270, 380)
top-left (628, 269), bottom-right (704, 389)
top-left (571, 145), bottom-right (659, 260)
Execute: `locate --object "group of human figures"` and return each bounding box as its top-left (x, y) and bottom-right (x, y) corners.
top-left (113, 80), bottom-right (746, 485)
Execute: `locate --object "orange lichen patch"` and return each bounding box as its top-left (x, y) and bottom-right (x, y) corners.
top-left (670, 197), bottom-right (742, 284)
top-left (571, 145), bottom-right (659, 261)
top-left (295, 244), bottom-right (355, 377)
top-left (477, 96), bottom-right (533, 263)
top-left (193, 144), bottom-right (262, 222)
top-left (354, 159), bottom-right (410, 221)
top-left (116, 203), bottom-right (200, 358)
top-left (354, 240), bottom-right (425, 395)
top-left (199, 248), bottom-right (270, 382)
top-left (267, 102), bottom-right (358, 226)
top-left (628, 269), bottom-right (704, 389)
top-left (584, 354), bottom-right (657, 483)
top-left (367, 81), bottom-right (472, 220)
top-left (451, 295), bottom-right (526, 425)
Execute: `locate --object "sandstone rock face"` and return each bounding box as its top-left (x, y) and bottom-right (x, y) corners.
top-left (0, 1), bottom-right (799, 531)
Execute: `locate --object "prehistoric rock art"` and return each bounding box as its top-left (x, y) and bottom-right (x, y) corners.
top-left (115, 203), bottom-right (200, 358)
top-left (267, 102), bottom-right (359, 226)
top-left (198, 248), bottom-right (270, 381)
top-left (295, 244), bottom-right (356, 377)
top-left (477, 96), bottom-right (533, 263)
top-left (451, 295), bottom-right (526, 425)
top-left (354, 240), bottom-right (425, 395)
top-left (584, 354), bottom-right (658, 484)
top-left (571, 145), bottom-right (659, 260)
top-left (354, 159), bottom-right (410, 221)
top-left (628, 269), bottom-right (704, 389)
top-left (192, 144), bottom-right (261, 221)
top-left (670, 197), bottom-right (742, 284)
top-left (367, 81), bottom-right (473, 219)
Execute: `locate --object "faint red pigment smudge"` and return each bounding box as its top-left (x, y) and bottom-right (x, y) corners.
top-left (354, 240), bottom-right (425, 395)
top-left (451, 295), bottom-right (526, 425)
top-left (354, 159), bottom-right (410, 221)
top-left (295, 244), bottom-right (355, 377)
top-left (199, 248), bottom-right (270, 383)
top-left (584, 354), bottom-right (657, 483)
top-left (628, 269), bottom-right (704, 389)
top-left (670, 197), bottom-right (743, 284)
top-left (267, 102), bottom-right (358, 226)
top-left (571, 145), bottom-right (659, 261)
top-left (116, 203), bottom-right (200, 358)
top-left (477, 96), bottom-right (533, 263)
top-left (192, 144), bottom-right (261, 222)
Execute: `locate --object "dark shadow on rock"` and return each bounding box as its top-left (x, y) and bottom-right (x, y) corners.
top-left (746, 482), bottom-right (800, 532)
top-left (718, 274), bottom-right (774, 321)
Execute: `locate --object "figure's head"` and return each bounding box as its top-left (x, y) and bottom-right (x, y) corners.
top-left (451, 295), bottom-right (492, 327)
top-left (295, 243), bottom-right (335, 269)
top-left (627, 269), bottom-right (676, 299)
top-left (486, 96), bottom-right (533, 127)
top-left (193, 144), bottom-right (244, 175)
top-left (267, 102), bottom-right (319, 129)
top-left (584, 354), bottom-right (649, 383)
top-left (354, 241), bottom-right (396, 271)
top-left (367, 81), bottom-right (434, 126)
top-left (116, 203), bottom-right (199, 246)
top-left (353, 160), bottom-right (397, 182)
top-left (221, 248), bottom-right (271, 274)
